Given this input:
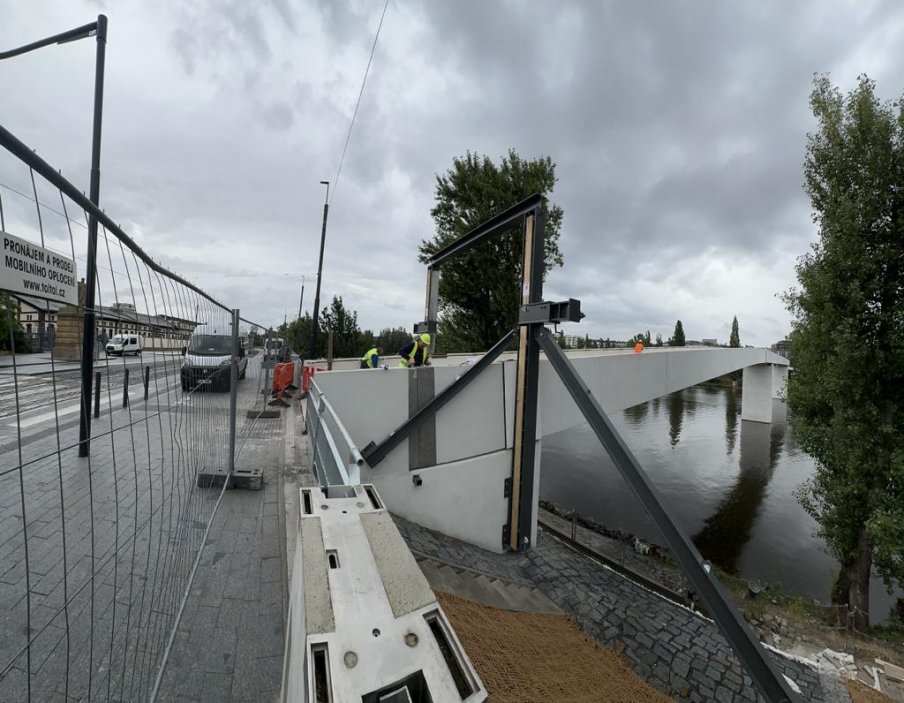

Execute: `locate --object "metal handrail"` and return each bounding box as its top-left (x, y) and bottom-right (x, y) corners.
top-left (319, 392), bottom-right (364, 469)
top-left (308, 380), bottom-right (360, 485)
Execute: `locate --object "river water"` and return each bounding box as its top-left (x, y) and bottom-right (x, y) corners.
top-left (540, 385), bottom-right (901, 623)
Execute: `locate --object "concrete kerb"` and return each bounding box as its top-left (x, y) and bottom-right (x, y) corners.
top-left (283, 397), bottom-right (305, 596)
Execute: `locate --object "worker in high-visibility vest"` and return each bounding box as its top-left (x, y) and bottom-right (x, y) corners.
top-left (360, 346), bottom-right (383, 369)
top-left (398, 333), bottom-right (431, 368)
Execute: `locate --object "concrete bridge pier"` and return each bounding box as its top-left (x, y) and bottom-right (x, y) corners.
top-left (741, 363), bottom-right (788, 423)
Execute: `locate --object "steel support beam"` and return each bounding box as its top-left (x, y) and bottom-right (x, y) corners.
top-left (360, 328), bottom-right (516, 468)
top-left (426, 193), bottom-right (543, 268)
top-left (533, 326), bottom-right (798, 703)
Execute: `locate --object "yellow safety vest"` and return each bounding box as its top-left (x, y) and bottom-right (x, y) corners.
top-left (362, 348), bottom-right (379, 368)
top-left (399, 340), bottom-right (429, 367)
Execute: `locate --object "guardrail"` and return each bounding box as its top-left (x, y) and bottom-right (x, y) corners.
top-left (306, 379), bottom-right (364, 486)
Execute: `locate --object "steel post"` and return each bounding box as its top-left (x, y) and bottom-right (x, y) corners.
top-left (533, 327), bottom-right (798, 703)
top-left (122, 368), bottom-right (129, 407)
top-left (309, 182), bottom-right (330, 358)
top-left (93, 371), bottom-right (100, 418)
top-left (77, 14), bottom-right (107, 457)
top-left (228, 309), bottom-right (239, 476)
top-left (143, 364), bottom-right (150, 400)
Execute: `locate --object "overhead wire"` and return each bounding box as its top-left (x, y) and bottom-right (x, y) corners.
top-left (329, 0), bottom-right (390, 207)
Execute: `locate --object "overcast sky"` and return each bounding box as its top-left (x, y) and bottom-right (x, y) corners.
top-left (2, 0), bottom-right (903, 347)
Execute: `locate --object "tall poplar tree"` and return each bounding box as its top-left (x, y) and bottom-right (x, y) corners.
top-left (785, 75), bottom-right (904, 628)
top-left (669, 320), bottom-right (686, 346)
top-left (729, 316), bottom-right (740, 347)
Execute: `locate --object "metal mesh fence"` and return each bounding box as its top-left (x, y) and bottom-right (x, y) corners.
top-left (0, 126), bottom-right (273, 701)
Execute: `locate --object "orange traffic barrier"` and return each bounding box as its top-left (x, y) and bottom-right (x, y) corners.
top-left (634, 342), bottom-right (644, 353)
top-left (269, 362), bottom-right (296, 407)
top-left (272, 362), bottom-right (294, 393)
top-left (302, 365), bottom-right (326, 393)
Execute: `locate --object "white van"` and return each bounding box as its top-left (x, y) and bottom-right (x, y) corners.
top-left (106, 334), bottom-right (141, 356)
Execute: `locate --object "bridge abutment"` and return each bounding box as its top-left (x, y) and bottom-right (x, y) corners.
top-left (741, 363), bottom-right (787, 423)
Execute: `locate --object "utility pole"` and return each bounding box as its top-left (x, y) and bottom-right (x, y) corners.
top-left (297, 275), bottom-right (305, 320)
top-left (309, 180), bottom-right (329, 359)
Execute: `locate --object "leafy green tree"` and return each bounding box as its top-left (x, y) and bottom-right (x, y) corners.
top-left (669, 320), bottom-right (686, 346)
top-left (376, 327), bottom-right (413, 357)
top-left (418, 150), bottom-right (564, 352)
top-left (729, 316), bottom-right (740, 348)
top-left (784, 75), bottom-right (904, 629)
top-left (655, 333), bottom-right (663, 347)
top-left (0, 293), bottom-right (30, 353)
top-left (320, 295), bottom-right (360, 358)
top-left (283, 313), bottom-right (323, 360)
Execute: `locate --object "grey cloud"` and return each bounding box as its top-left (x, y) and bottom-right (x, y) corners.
top-left (262, 101), bottom-right (294, 131)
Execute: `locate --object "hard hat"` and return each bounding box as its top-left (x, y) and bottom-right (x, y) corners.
top-left (420, 333), bottom-right (431, 345)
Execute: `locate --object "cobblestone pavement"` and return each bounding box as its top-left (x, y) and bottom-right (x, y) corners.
top-left (395, 514), bottom-right (851, 702)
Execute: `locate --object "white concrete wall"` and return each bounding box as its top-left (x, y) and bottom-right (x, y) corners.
top-left (312, 365), bottom-right (513, 552)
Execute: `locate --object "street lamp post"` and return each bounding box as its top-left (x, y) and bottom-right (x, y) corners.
top-left (1, 15), bottom-right (108, 458)
top-left (297, 275), bottom-right (305, 320)
top-left (309, 180), bottom-right (329, 359)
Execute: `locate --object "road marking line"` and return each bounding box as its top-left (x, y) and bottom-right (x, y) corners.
top-left (10, 381), bottom-right (181, 429)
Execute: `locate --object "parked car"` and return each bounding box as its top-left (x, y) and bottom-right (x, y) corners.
top-left (180, 333), bottom-right (247, 392)
top-left (106, 334), bottom-right (141, 356)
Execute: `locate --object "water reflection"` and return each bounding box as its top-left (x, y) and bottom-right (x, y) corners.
top-left (725, 389), bottom-right (739, 455)
top-left (624, 401), bottom-right (649, 426)
top-left (693, 414), bottom-right (785, 572)
top-left (542, 389), bottom-right (901, 621)
top-left (668, 392), bottom-right (685, 446)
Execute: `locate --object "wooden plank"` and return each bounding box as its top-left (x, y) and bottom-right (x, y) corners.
top-left (509, 213), bottom-right (535, 551)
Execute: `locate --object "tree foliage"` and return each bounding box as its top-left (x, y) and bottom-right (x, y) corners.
top-left (320, 295), bottom-right (360, 358)
top-left (0, 293), bottom-right (30, 353)
top-left (278, 301), bottom-right (411, 363)
top-left (729, 316), bottom-right (740, 348)
top-left (669, 320), bottom-right (686, 346)
top-left (418, 150), bottom-right (564, 352)
top-left (785, 75), bottom-right (904, 628)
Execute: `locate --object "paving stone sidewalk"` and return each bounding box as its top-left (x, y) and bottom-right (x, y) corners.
top-left (154, 406), bottom-right (291, 702)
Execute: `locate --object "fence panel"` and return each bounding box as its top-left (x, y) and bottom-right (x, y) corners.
top-left (1, 126), bottom-right (267, 701)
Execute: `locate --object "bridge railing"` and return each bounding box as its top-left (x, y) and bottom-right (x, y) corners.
top-left (305, 378), bottom-right (364, 487)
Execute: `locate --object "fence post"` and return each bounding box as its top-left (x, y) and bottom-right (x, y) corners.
top-left (310, 392), bottom-right (324, 483)
top-left (228, 308), bottom-right (239, 476)
top-left (93, 371), bottom-right (101, 418)
top-left (327, 330), bottom-right (334, 371)
top-left (143, 364), bottom-right (150, 400)
top-left (123, 368), bottom-right (129, 407)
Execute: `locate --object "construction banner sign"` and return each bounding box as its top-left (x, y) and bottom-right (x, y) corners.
top-left (0, 231), bottom-right (78, 305)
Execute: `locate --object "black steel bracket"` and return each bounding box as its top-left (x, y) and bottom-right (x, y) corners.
top-left (532, 326), bottom-right (798, 703)
top-left (361, 328), bottom-right (516, 468)
top-left (426, 193), bottom-right (544, 269)
top-left (503, 478), bottom-right (512, 498)
top-left (518, 298), bottom-right (584, 325)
